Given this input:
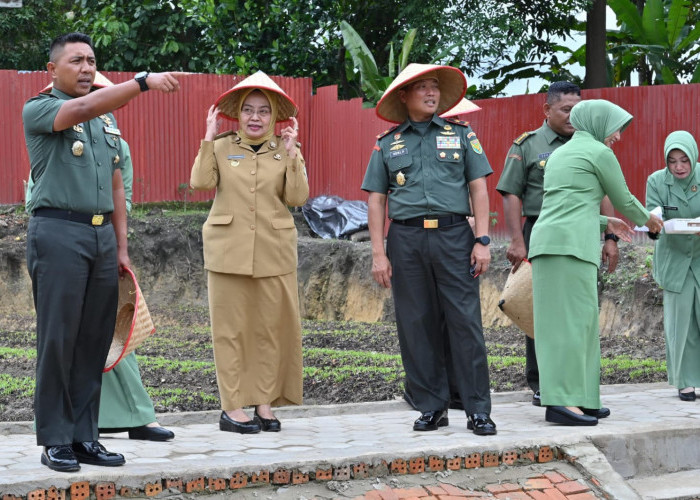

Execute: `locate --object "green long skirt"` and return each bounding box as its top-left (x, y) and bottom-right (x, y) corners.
top-left (663, 270), bottom-right (700, 389)
top-left (532, 255), bottom-right (601, 409)
top-left (98, 352), bottom-right (157, 428)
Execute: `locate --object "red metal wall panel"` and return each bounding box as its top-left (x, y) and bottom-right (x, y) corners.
top-left (2, 68), bottom-right (699, 236)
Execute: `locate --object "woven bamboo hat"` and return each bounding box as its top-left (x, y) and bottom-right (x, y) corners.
top-left (40, 70), bottom-right (114, 93)
top-left (215, 70), bottom-right (298, 121)
top-left (440, 97), bottom-right (481, 118)
top-left (497, 260), bottom-right (534, 339)
top-left (104, 267), bottom-right (156, 372)
top-left (376, 63), bottom-right (467, 123)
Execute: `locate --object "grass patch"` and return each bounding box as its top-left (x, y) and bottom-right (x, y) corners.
top-left (304, 347), bottom-right (401, 365)
top-left (0, 347), bottom-right (37, 359)
top-left (601, 355), bottom-right (666, 378)
top-left (303, 365), bottom-right (403, 383)
top-left (0, 374), bottom-right (34, 397)
top-left (145, 387), bottom-right (218, 406)
top-left (135, 355), bottom-right (216, 376)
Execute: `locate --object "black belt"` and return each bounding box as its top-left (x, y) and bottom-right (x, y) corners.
top-left (392, 214), bottom-right (467, 229)
top-left (33, 208), bottom-right (112, 226)
top-left (526, 216), bottom-right (539, 224)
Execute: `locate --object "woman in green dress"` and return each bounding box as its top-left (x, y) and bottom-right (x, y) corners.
top-left (529, 100), bottom-right (664, 426)
top-left (646, 130), bottom-right (700, 402)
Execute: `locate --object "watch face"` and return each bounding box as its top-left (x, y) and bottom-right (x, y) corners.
top-left (477, 236), bottom-right (490, 245)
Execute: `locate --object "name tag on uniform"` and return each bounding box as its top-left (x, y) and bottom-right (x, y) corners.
top-left (436, 136), bottom-right (460, 149)
top-left (228, 154), bottom-right (245, 159)
top-left (389, 148), bottom-right (408, 158)
top-left (103, 126), bottom-right (121, 136)
top-left (538, 152), bottom-right (552, 159)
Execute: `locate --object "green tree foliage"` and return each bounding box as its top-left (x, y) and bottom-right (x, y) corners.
top-left (607, 0), bottom-right (700, 85)
top-left (0, 0), bottom-right (73, 70)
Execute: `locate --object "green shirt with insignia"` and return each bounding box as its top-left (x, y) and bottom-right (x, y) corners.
top-left (361, 114), bottom-right (493, 220)
top-left (22, 88), bottom-right (123, 214)
top-left (496, 120), bottom-right (570, 216)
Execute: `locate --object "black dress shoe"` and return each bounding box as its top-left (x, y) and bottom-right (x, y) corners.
top-left (413, 410), bottom-right (449, 431)
top-left (72, 441), bottom-right (125, 466)
top-left (219, 411), bottom-right (261, 434)
top-left (581, 407), bottom-right (611, 419)
top-left (467, 413), bottom-right (497, 435)
top-left (532, 391), bottom-right (541, 407)
top-left (128, 425), bottom-right (175, 441)
top-left (254, 410), bottom-right (281, 432)
top-left (545, 406), bottom-right (598, 426)
top-left (41, 445), bottom-right (80, 472)
top-left (679, 389), bottom-right (697, 401)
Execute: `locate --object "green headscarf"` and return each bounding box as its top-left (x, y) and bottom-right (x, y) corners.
top-left (569, 99), bottom-right (633, 143)
top-left (664, 130), bottom-right (699, 191)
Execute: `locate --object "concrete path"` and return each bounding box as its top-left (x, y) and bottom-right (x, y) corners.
top-left (1, 383), bottom-right (699, 499)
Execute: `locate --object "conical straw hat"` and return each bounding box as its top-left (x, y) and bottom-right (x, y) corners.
top-left (497, 260), bottom-right (534, 339)
top-left (104, 267), bottom-right (156, 372)
top-left (40, 70), bottom-right (114, 94)
top-left (440, 97), bottom-right (481, 118)
top-left (215, 70), bottom-right (298, 121)
top-left (376, 63), bottom-right (467, 123)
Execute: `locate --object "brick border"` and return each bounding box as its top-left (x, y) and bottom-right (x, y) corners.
top-left (1, 445), bottom-right (561, 500)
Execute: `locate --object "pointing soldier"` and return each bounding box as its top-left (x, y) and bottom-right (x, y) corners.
top-left (362, 64), bottom-right (496, 436)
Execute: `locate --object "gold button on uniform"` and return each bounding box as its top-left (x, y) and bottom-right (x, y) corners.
top-left (250, 225), bottom-right (256, 230)
top-left (249, 206), bottom-right (255, 211)
top-left (250, 170), bottom-right (256, 175)
top-left (252, 155), bottom-right (257, 160)
top-left (249, 187), bottom-right (255, 193)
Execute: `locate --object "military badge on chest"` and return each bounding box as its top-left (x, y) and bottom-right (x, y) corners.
top-left (228, 154), bottom-right (244, 167)
top-left (396, 171), bottom-right (406, 186)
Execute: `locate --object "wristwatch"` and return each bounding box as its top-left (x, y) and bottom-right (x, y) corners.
top-left (475, 235), bottom-right (491, 246)
top-left (134, 71), bottom-right (149, 92)
top-left (604, 233), bottom-right (620, 242)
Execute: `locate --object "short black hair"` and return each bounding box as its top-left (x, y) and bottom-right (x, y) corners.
top-left (546, 81), bottom-right (581, 104)
top-left (49, 33), bottom-right (94, 62)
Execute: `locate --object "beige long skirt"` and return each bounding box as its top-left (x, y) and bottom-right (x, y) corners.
top-left (208, 270), bottom-right (303, 410)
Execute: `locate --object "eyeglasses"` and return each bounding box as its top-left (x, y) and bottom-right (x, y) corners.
top-left (240, 106), bottom-right (271, 118)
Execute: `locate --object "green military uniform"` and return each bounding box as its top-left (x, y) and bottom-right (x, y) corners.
top-left (529, 100), bottom-right (649, 409)
top-left (99, 139), bottom-right (158, 429)
top-left (23, 88), bottom-right (123, 447)
top-left (646, 131), bottom-right (700, 391)
top-left (496, 120), bottom-right (571, 394)
top-left (362, 114), bottom-right (494, 414)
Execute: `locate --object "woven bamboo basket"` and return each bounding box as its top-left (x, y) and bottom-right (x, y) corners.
top-left (103, 267), bottom-right (155, 372)
top-left (497, 260), bottom-right (534, 339)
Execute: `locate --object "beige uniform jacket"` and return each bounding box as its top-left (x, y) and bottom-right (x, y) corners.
top-left (190, 132), bottom-right (309, 277)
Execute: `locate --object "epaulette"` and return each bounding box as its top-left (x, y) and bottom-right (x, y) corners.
top-left (513, 132), bottom-right (532, 145)
top-left (376, 125), bottom-right (399, 139)
top-left (445, 118), bottom-right (470, 127)
top-left (214, 130), bottom-right (235, 140)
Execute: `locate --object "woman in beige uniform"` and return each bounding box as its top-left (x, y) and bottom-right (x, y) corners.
top-left (190, 71), bottom-right (309, 433)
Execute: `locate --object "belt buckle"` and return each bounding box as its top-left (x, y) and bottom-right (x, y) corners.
top-left (423, 219), bottom-right (438, 229)
top-left (91, 214), bottom-right (104, 226)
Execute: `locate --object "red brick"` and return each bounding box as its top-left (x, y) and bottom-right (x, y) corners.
top-left (273, 468), bottom-right (291, 484)
top-left (118, 487), bottom-right (134, 498)
top-left (446, 457), bottom-right (462, 470)
top-left (410, 457), bottom-right (426, 474)
top-left (526, 492), bottom-right (551, 500)
top-left (391, 458), bottom-right (408, 474)
top-left (425, 485), bottom-right (447, 496)
top-left (540, 488), bottom-right (568, 500)
top-left (524, 478), bottom-right (553, 490)
top-left (544, 471), bottom-right (569, 484)
top-left (70, 481), bottom-right (89, 500)
top-left (27, 490), bottom-right (46, 500)
top-left (441, 496), bottom-right (471, 500)
top-left (520, 450), bottom-right (536, 463)
top-left (568, 493), bottom-right (599, 500)
top-left (315, 468), bottom-right (332, 481)
top-left (145, 482), bottom-right (163, 496)
top-left (495, 492), bottom-right (531, 499)
top-left (354, 463), bottom-right (370, 479)
top-left (486, 484), bottom-right (505, 494)
top-left (251, 470), bottom-right (270, 484)
top-left (483, 452), bottom-right (499, 467)
top-left (292, 471), bottom-right (309, 484)
top-left (46, 487), bottom-right (66, 500)
top-left (230, 472), bottom-right (248, 489)
top-left (334, 465), bottom-right (352, 481)
top-left (555, 480), bottom-right (589, 495)
top-left (377, 486), bottom-right (400, 500)
top-left (501, 450), bottom-right (518, 465)
top-left (365, 491), bottom-right (384, 499)
top-left (464, 453), bottom-right (481, 469)
top-left (207, 478), bottom-right (227, 491)
top-left (95, 482), bottom-right (116, 500)
top-left (393, 487), bottom-right (428, 498)
top-left (439, 484), bottom-right (470, 497)
top-left (185, 477), bottom-right (205, 493)
top-left (538, 446), bottom-right (554, 463)
top-left (428, 456), bottom-right (445, 471)
top-left (164, 479), bottom-right (183, 492)
top-left (3, 495), bottom-right (20, 500)
top-left (498, 483), bottom-right (522, 493)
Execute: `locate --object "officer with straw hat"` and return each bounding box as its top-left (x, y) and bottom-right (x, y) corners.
top-left (361, 63), bottom-right (497, 435)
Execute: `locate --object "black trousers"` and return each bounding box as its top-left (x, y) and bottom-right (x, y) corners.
top-left (523, 216), bottom-right (539, 393)
top-left (26, 216), bottom-right (118, 446)
top-left (387, 221), bottom-right (491, 414)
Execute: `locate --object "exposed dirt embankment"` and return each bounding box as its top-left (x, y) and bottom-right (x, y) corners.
top-left (0, 210), bottom-right (663, 339)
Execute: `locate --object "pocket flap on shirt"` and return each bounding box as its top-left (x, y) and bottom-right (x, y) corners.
top-left (207, 214), bottom-right (233, 225)
top-left (271, 218), bottom-right (295, 229)
top-left (388, 154), bottom-right (413, 172)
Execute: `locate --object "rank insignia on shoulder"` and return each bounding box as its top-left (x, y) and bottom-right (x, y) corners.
top-left (376, 126), bottom-right (399, 139)
top-left (444, 125), bottom-right (452, 131)
top-left (514, 132), bottom-right (531, 145)
top-left (445, 118), bottom-right (469, 127)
